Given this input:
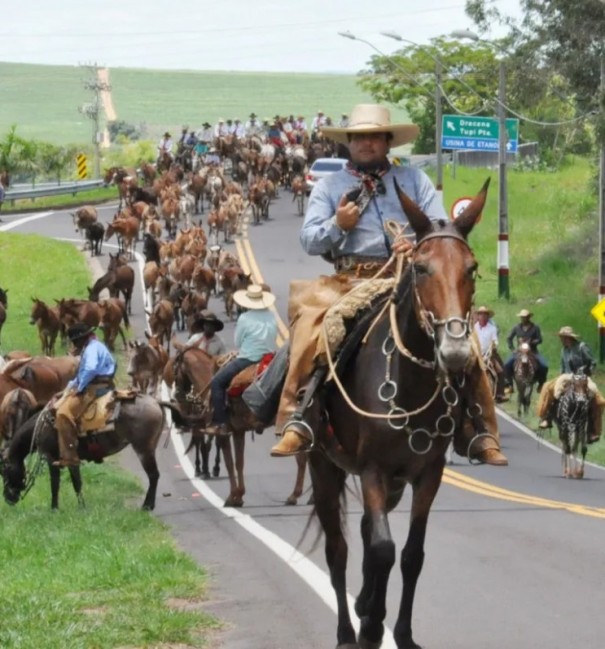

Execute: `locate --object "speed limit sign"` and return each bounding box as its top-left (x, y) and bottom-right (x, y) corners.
top-left (450, 196), bottom-right (481, 222)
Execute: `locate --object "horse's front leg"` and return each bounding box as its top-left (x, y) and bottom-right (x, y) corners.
top-left (49, 464), bottom-right (62, 510)
top-left (219, 436), bottom-right (238, 507)
top-left (212, 437), bottom-right (220, 477)
top-left (393, 459), bottom-right (444, 649)
top-left (67, 465), bottom-right (85, 507)
top-left (308, 449), bottom-right (356, 648)
top-left (356, 467), bottom-right (395, 649)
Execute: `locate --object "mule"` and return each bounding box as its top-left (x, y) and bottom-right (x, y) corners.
top-left (301, 179), bottom-right (491, 649)
top-left (3, 394), bottom-right (165, 510)
top-left (556, 373), bottom-right (590, 479)
top-left (163, 348), bottom-right (304, 506)
top-left (513, 341), bottom-right (538, 417)
top-left (0, 387), bottom-right (37, 447)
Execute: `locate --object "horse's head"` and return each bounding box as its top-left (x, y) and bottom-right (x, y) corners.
top-left (0, 287), bottom-right (8, 307)
top-left (570, 373), bottom-right (590, 400)
top-left (395, 178), bottom-right (489, 373)
top-left (3, 456), bottom-right (25, 505)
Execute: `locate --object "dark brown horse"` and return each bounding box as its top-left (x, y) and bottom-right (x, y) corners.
top-left (0, 286), bottom-right (7, 345)
top-left (3, 394), bottom-right (165, 510)
top-left (302, 179), bottom-right (490, 649)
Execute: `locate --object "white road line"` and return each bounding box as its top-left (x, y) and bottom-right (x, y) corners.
top-left (0, 211), bottom-right (55, 231)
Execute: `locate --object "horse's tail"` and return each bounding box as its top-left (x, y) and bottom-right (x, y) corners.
top-left (122, 306), bottom-right (130, 329)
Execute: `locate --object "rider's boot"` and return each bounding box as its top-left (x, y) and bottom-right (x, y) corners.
top-left (455, 362), bottom-right (508, 466)
top-left (53, 414), bottom-right (81, 467)
top-left (271, 367), bottom-right (326, 457)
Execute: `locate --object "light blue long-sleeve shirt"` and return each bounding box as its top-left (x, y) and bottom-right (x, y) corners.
top-left (67, 338), bottom-right (117, 393)
top-left (234, 309), bottom-right (278, 362)
top-left (300, 164), bottom-right (447, 258)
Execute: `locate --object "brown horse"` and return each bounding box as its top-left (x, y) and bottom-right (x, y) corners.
top-left (0, 387), bottom-right (37, 446)
top-left (302, 179), bottom-right (490, 649)
top-left (30, 298), bottom-right (62, 355)
top-left (513, 340), bottom-right (538, 417)
top-left (3, 394), bottom-right (165, 510)
top-left (164, 350), bottom-right (303, 505)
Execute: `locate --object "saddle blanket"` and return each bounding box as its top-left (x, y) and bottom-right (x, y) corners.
top-left (227, 353), bottom-right (276, 397)
top-left (554, 374), bottom-right (598, 400)
top-left (318, 278), bottom-right (395, 358)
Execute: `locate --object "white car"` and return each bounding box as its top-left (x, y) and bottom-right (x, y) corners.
top-left (304, 157), bottom-right (348, 195)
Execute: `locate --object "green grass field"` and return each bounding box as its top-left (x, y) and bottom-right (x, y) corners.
top-left (0, 62), bottom-right (410, 146)
top-left (0, 234), bottom-right (217, 647)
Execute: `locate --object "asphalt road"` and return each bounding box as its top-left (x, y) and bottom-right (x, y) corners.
top-left (2, 196), bottom-right (605, 649)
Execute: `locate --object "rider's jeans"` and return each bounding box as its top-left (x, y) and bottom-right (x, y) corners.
top-left (210, 358), bottom-right (256, 425)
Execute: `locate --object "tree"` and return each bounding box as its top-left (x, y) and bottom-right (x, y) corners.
top-left (358, 39), bottom-right (500, 154)
top-left (38, 144), bottom-right (76, 184)
top-left (465, 0), bottom-right (605, 112)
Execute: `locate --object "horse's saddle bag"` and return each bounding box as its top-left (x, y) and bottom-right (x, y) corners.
top-left (79, 389), bottom-right (137, 435)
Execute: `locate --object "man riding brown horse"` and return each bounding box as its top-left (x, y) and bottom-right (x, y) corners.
top-left (270, 103), bottom-right (507, 465)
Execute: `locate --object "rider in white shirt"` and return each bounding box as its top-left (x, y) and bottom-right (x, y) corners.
top-left (213, 119), bottom-right (229, 138)
top-left (310, 110), bottom-right (326, 132)
top-left (157, 132), bottom-right (173, 157)
top-left (233, 119), bottom-right (246, 138)
top-left (473, 306), bottom-right (508, 403)
top-left (245, 112), bottom-right (262, 136)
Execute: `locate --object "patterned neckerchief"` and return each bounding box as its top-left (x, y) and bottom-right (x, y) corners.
top-left (344, 160), bottom-right (391, 215)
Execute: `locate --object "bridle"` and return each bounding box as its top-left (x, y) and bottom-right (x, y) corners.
top-left (396, 229), bottom-right (477, 367)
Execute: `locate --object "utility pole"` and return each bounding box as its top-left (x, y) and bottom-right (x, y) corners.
top-left (598, 54), bottom-right (605, 362)
top-left (78, 62), bottom-right (109, 178)
top-left (497, 60), bottom-right (510, 299)
top-left (435, 59), bottom-right (444, 198)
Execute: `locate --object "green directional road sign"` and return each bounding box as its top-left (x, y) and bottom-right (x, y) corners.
top-left (441, 115), bottom-right (519, 152)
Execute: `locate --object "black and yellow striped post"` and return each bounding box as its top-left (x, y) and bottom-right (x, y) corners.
top-left (76, 153), bottom-right (88, 179)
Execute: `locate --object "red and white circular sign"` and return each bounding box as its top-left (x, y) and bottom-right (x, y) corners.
top-left (450, 196), bottom-right (473, 221)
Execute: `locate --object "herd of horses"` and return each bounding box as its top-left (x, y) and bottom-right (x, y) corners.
top-left (0, 155), bottom-right (595, 648)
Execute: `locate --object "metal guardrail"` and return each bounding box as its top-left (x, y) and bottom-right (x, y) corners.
top-left (4, 179), bottom-right (105, 202)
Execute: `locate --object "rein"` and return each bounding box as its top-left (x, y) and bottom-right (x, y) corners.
top-left (320, 221), bottom-right (479, 454)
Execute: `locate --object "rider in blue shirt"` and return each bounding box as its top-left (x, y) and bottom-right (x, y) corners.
top-left (54, 324), bottom-right (116, 467)
top-left (206, 285), bottom-right (278, 436)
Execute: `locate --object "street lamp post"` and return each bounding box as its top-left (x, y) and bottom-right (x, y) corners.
top-left (453, 29), bottom-right (510, 299)
top-left (381, 31), bottom-right (444, 197)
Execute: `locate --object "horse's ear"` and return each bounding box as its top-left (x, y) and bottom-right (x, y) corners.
top-left (144, 331), bottom-right (151, 340)
top-left (455, 178), bottom-right (491, 239)
top-left (393, 179), bottom-right (433, 241)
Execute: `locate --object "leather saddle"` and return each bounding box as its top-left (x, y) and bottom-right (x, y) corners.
top-left (52, 389), bottom-right (138, 436)
top-left (227, 353), bottom-right (276, 398)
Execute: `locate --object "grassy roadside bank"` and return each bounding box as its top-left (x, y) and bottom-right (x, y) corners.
top-left (1, 186), bottom-right (117, 215)
top-left (0, 232), bottom-right (218, 648)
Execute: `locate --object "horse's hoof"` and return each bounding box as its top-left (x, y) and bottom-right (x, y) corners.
top-left (223, 498), bottom-right (243, 508)
top-left (336, 644), bottom-right (359, 648)
top-left (285, 496), bottom-right (298, 506)
top-left (357, 637), bottom-right (383, 649)
top-left (201, 471), bottom-right (211, 480)
top-left (212, 467), bottom-right (220, 478)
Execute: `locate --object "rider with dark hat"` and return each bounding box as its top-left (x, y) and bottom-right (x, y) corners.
top-left (53, 323), bottom-right (116, 467)
top-left (503, 309), bottom-right (548, 392)
top-left (185, 310), bottom-right (226, 357)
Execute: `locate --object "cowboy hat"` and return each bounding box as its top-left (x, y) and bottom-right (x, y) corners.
top-left (475, 305), bottom-right (494, 317)
top-left (233, 284), bottom-right (275, 310)
top-left (249, 112), bottom-right (257, 118)
top-left (202, 121), bottom-right (211, 128)
top-left (67, 323), bottom-right (95, 342)
top-left (193, 310), bottom-right (224, 332)
top-left (163, 131), bottom-right (171, 137)
top-left (320, 104), bottom-right (419, 147)
top-left (218, 117), bottom-right (225, 122)
top-left (516, 309), bottom-right (533, 318)
top-left (558, 325), bottom-right (580, 340)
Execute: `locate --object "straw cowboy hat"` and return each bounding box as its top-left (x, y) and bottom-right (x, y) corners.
top-left (558, 326), bottom-right (581, 340)
top-left (475, 305), bottom-right (494, 317)
top-left (67, 323), bottom-right (95, 342)
top-left (320, 104), bottom-right (419, 147)
top-left (233, 284), bottom-right (275, 310)
top-left (193, 310), bottom-right (224, 332)
top-left (516, 309), bottom-right (533, 318)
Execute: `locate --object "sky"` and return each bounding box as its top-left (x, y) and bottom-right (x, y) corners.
top-left (0, 0), bottom-right (522, 74)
